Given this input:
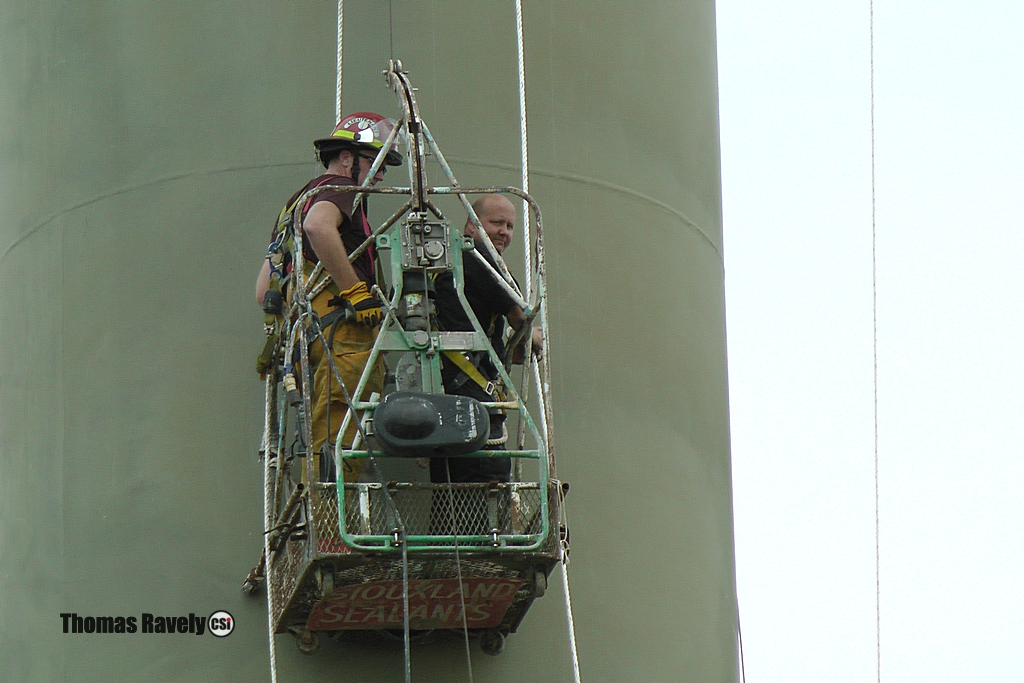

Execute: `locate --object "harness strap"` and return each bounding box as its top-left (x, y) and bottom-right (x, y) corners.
top-left (442, 350), bottom-right (494, 396)
top-left (316, 306), bottom-right (352, 332)
top-left (307, 292), bottom-right (379, 339)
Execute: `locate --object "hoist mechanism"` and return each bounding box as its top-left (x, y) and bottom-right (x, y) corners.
top-left (244, 60), bottom-right (565, 660)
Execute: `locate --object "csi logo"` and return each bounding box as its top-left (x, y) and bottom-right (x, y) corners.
top-left (208, 611), bottom-right (234, 637)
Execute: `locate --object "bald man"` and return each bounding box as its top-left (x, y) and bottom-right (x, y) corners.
top-left (430, 195), bottom-right (535, 484)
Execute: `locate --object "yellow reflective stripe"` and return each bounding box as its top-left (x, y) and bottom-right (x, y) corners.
top-left (327, 129), bottom-right (384, 149)
top-left (442, 351), bottom-right (492, 393)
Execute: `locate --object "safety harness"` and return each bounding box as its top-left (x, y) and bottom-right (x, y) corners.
top-left (442, 350), bottom-right (495, 397)
top-left (256, 176), bottom-right (345, 377)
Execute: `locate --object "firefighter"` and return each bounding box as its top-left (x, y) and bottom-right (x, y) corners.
top-left (256, 112), bottom-right (402, 481)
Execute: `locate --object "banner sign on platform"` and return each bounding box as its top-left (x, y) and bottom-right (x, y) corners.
top-left (306, 578), bottom-right (524, 630)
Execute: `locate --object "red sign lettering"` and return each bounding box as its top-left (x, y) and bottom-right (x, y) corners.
top-left (306, 578), bottom-right (524, 631)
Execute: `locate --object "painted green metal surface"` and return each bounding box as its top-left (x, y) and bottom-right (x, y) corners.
top-left (0, 1), bottom-right (735, 681)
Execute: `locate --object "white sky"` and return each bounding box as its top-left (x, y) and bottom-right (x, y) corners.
top-left (717, 2), bottom-right (1024, 681)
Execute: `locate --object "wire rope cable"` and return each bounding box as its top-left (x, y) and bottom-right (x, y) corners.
top-left (389, 0), bottom-right (395, 62)
top-left (870, 2), bottom-right (881, 682)
top-left (560, 562), bottom-right (582, 683)
top-left (512, 9), bottom-right (577, 676)
top-left (558, 497), bottom-right (582, 683)
top-left (512, 0), bottom-right (532, 481)
top-left (418, 264), bottom-right (474, 680)
top-left (342, 0), bottom-right (350, 122)
top-left (514, 0), bottom-right (532, 290)
top-left (443, 461), bottom-right (476, 683)
top-left (262, 375), bottom-right (280, 683)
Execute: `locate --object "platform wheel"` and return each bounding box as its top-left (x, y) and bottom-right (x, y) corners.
top-left (295, 629), bottom-right (320, 655)
top-left (318, 568), bottom-right (335, 598)
top-left (534, 570), bottom-right (547, 598)
top-left (480, 629), bottom-right (506, 656)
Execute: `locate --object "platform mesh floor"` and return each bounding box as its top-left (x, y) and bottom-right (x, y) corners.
top-left (311, 482), bottom-right (545, 548)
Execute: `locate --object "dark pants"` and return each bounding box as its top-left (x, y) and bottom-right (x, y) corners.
top-left (430, 371), bottom-right (510, 483)
top-left (429, 379), bottom-right (509, 537)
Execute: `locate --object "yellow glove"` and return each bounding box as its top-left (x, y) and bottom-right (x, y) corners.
top-left (336, 281), bottom-right (383, 328)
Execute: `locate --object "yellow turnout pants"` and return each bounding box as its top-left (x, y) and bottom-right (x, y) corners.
top-left (307, 292), bottom-right (384, 483)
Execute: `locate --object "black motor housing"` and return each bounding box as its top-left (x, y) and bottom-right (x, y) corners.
top-left (373, 391), bottom-right (490, 458)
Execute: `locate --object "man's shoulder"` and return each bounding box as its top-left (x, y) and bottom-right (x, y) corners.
top-left (474, 241), bottom-right (499, 264)
top-left (464, 242), bottom-right (501, 276)
top-left (468, 243), bottom-right (518, 289)
top-left (304, 174), bottom-right (357, 218)
top-left (303, 173), bottom-right (355, 192)
top-left (464, 244), bottom-right (515, 311)
top-left (316, 173), bottom-right (354, 185)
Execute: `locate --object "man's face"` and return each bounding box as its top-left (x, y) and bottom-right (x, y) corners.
top-left (471, 197), bottom-right (516, 254)
top-left (357, 152), bottom-right (386, 186)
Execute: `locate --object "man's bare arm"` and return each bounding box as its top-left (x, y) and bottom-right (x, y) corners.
top-left (255, 259), bottom-right (271, 306)
top-left (303, 201), bottom-right (361, 292)
top-left (506, 304), bottom-right (527, 331)
top-left (505, 305), bottom-right (544, 363)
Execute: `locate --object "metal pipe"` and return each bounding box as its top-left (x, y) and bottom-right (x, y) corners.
top-left (353, 116), bottom-right (406, 208)
top-left (271, 483), bottom-right (306, 535)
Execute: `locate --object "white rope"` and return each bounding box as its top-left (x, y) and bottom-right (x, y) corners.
top-left (514, 9), bottom-right (576, 679)
top-left (262, 375), bottom-right (279, 683)
top-left (513, 0), bottom-right (532, 483)
top-left (515, 0), bottom-right (532, 296)
top-left (530, 361), bottom-right (550, 455)
top-left (870, 1), bottom-right (881, 681)
top-left (335, 0), bottom-right (344, 123)
top-left (560, 551), bottom-right (582, 683)
top-left (443, 464), bottom-right (476, 683)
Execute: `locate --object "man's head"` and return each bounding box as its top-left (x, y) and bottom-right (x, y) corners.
top-left (314, 112), bottom-right (403, 184)
top-left (466, 195), bottom-right (516, 254)
top-left (323, 149), bottom-right (386, 186)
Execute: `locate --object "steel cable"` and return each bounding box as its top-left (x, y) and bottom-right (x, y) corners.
top-left (870, 1), bottom-right (882, 681)
top-left (443, 461), bottom-right (476, 683)
top-left (262, 375), bottom-right (279, 683)
top-left (512, 16), bottom-right (575, 676)
top-left (557, 487), bottom-right (581, 683)
top-left (342, 0), bottom-right (350, 122)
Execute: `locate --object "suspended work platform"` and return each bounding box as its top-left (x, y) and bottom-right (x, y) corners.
top-left (268, 480), bottom-right (561, 651)
top-left (244, 61), bottom-right (567, 661)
